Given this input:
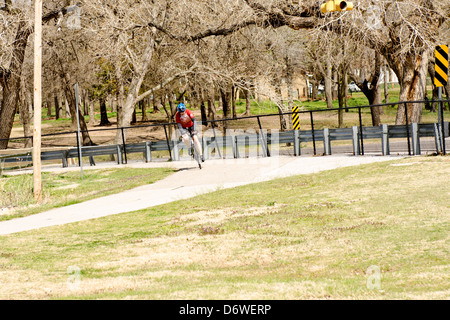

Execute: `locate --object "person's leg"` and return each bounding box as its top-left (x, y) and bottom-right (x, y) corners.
top-left (181, 133), bottom-right (190, 148)
top-left (192, 134), bottom-right (203, 157)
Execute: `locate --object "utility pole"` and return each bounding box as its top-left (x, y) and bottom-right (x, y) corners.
top-left (33, 0), bottom-right (43, 202)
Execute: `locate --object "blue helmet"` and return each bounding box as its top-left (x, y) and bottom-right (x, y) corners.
top-left (177, 103), bottom-right (186, 112)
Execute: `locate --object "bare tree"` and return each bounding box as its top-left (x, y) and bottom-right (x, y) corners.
top-left (0, 1), bottom-right (85, 149)
top-left (1, 0), bottom-right (449, 150)
top-left (167, 0), bottom-right (448, 124)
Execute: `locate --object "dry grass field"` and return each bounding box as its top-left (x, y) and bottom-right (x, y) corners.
top-left (0, 156), bottom-right (448, 299)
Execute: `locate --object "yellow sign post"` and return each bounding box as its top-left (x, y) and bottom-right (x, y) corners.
top-left (435, 45), bottom-right (448, 87)
top-left (292, 106), bottom-right (300, 130)
top-left (435, 45), bottom-right (448, 155)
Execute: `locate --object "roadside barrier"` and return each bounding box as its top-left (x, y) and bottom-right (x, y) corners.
top-left (0, 99), bottom-right (449, 174)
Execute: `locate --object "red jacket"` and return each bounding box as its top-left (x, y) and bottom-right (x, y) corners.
top-left (176, 109), bottom-right (195, 128)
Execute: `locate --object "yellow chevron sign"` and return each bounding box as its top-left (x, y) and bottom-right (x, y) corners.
top-left (435, 45), bottom-right (448, 87)
top-left (292, 106), bottom-right (300, 130)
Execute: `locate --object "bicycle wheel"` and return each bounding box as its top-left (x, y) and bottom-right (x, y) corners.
top-left (190, 137), bottom-right (202, 169)
top-left (194, 146), bottom-right (202, 169)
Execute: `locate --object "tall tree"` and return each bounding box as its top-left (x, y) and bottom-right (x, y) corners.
top-left (0, 2), bottom-right (84, 149)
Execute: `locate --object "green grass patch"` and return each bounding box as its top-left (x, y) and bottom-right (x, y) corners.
top-left (0, 156), bottom-right (448, 299)
top-left (0, 167), bottom-right (175, 221)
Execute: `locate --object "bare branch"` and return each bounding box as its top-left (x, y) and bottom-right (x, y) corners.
top-left (135, 63), bottom-right (198, 104)
top-left (42, 2), bottom-right (82, 23)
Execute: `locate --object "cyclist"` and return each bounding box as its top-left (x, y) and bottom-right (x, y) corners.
top-left (175, 103), bottom-right (204, 162)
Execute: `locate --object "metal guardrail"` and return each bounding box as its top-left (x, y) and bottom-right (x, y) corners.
top-left (1, 122), bottom-right (448, 175)
top-left (0, 99), bottom-right (449, 173)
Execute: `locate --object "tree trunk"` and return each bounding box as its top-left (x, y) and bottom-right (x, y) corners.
top-left (207, 88), bottom-right (217, 127)
top-left (220, 88), bottom-right (231, 118)
top-left (117, 32), bottom-right (156, 143)
top-left (152, 96), bottom-right (161, 113)
top-left (200, 101), bottom-right (207, 126)
top-left (386, 50), bottom-right (428, 125)
top-left (46, 96), bottom-right (52, 117)
top-left (220, 88), bottom-right (231, 134)
top-left (132, 105), bottom-right (137, 124)
top-left (153, 95), bottom-right (162, 114)
top-left (231, 85), bottom-right (237, 118)
top-left (356, 53), bottom-right (382, 126)
top-left (285, 56), bottom-right (294, 130)
top-left (54, 48), bottom-right (94, 146)
top-left (88, 94), bottom-right (95, 125)
top-left (244, 84), bottom-right (251, 116)
top-left (332, 70), bottom-right (338, 100)
top-left (325, 58), bottom-right (333, 109)
top-left (83, 90), bottom-right (88, 116)
top-left (99, 98), bottom-right (110, 126)
top-left (0, 22), bottom-right (32, 149)
top-left (141, 98), bottom-right (148, 121)
top-left (370, 92), bottom-right (382, 127)
top-left (311, 79), bottom-right (318, 100)
top-left (62, 83), bottom-right (94, 146)
top-left (168, 94), bottom-right (176, 120)
top-left (64, 94), bottom-right (70, 118)
top-left (384, 61), bottom-right (389, 104)
top-left (428, 59), bottom-right (440, 113)
top-left (54, 91), bottom-right (61, 120)
top-left (19, 79), bottom-right (32, 148)
top-left (338, 72), bottom-right (345, 128)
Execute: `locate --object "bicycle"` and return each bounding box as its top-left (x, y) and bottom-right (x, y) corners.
top-left (188, 131), bottom-right (203, 169)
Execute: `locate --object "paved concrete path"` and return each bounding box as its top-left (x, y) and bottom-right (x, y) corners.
top-left (0, 155), bottom-right (403, 235)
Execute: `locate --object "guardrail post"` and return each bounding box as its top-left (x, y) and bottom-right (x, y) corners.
top-left (172, 140), bottom-right (180, 161)
top-left (358, 107), bottom-right (364, 155)
top-left (116, 145), bottom-right (122, 164)
top-left (293, 130), bottom-right (301, 156)
top-left (144, 141), bottom-right (152, 162)
top-left (256, 132), bottom-right (261, 157)
top-left (404, 103), bottom-right (411, 155)
top-left (234, 136), bottom-right (239, 159)
top-left (245, 135), bottom-right (250, 158)
top-left (62, 150), bottom-right (69, 167)
top-left (441, 105), bottom-right (446, 154)
top-left (202, 137), bottom-right (208, 160)
top-left (75, 130), bottom-right (82, 167)
top-left (163, 124), bottom-right (172, 161)
top-left (310, 111), bottom-right (316, 155)
top-left (257, 116), bottom-right (270, 157)
top-left (412, 122), bottom-right (420, 155)
top-left (89, 155), bottom-right (95, 166)
top-left (444, 122), bottom-right (449, 153)
top-left (211, 121), bottom-right (222, 159)
top-left (224, 135), bottom-right (232, 159)
top-left (259, 132), bottom-right (268, 157)
top-left (121, 128), bottom-right (128, 164)
top-left (323, 128), bottom-right (331, 155)
top-left (352, 126), bottom-right (360, 155)
top-left (382, 124), bottom-right (390, 156)
top-left (433, 123), bottom-right (442, 153)
top-left (269, 130), bottom-right (279, 157)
